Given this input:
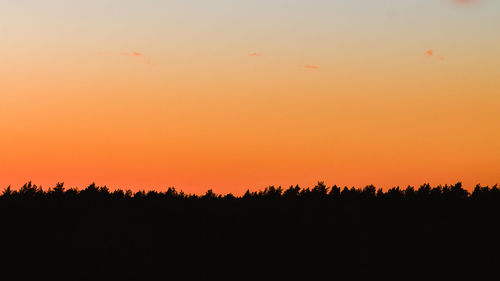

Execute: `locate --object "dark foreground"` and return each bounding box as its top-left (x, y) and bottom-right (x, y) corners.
top-left (1, 182), bottom-right (499, 280)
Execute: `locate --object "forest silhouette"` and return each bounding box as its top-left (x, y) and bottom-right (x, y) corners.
top-left (2, 181), bottom-right (499, 280)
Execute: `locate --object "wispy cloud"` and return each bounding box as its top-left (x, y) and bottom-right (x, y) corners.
top-left (425, 49), bottom-right (445, 61)
top-left (303, 65), bottom-right (320, 70)
top-left (248, 52), bottom-right (261, 57)
top-left (451, 0), bottom-right (480, 4)
top-left (121, 51), bottom-right (155, 66)
top-left (122, 52), bottom-right (143, 57)
top-left (95, 51), bottom-right (156, 66)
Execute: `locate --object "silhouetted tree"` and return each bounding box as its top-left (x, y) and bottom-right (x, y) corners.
top-left (0, 180), bottom-right (498, 279)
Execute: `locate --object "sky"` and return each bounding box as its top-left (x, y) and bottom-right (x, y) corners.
top-left (1, 0), bottom-right (499, 194)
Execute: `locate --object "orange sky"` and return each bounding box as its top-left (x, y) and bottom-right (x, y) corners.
top-left (1, 0), bottom-right (499, 194)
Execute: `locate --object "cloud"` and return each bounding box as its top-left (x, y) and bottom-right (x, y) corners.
top-left (248, 52), bottom-right (261, 57)
top-left (303, 65), bottom-right (320, 70)
top-left (118, 51), bottom-right (156, 66)
top-left (424, 49), bottom-right (445, 62)
top-left (121, 52), bottom-right (142, 57)
top-left (451, 0), bottom-right (480, 4)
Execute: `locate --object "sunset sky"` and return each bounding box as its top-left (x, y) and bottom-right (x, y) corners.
top-left (1, 0), bottom-right (499, 194)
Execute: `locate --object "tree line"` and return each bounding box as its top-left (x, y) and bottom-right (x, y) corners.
top-left (1, 181), bottom-right (499, 280)
top-left (2, 181), bottom-right (499, 201)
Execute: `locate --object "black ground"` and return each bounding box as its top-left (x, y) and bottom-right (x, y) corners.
top-left (1, 181), bottom-right (499, 280)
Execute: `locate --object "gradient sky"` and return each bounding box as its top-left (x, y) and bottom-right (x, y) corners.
top-left (1, 0), bottom-right (499, 194)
